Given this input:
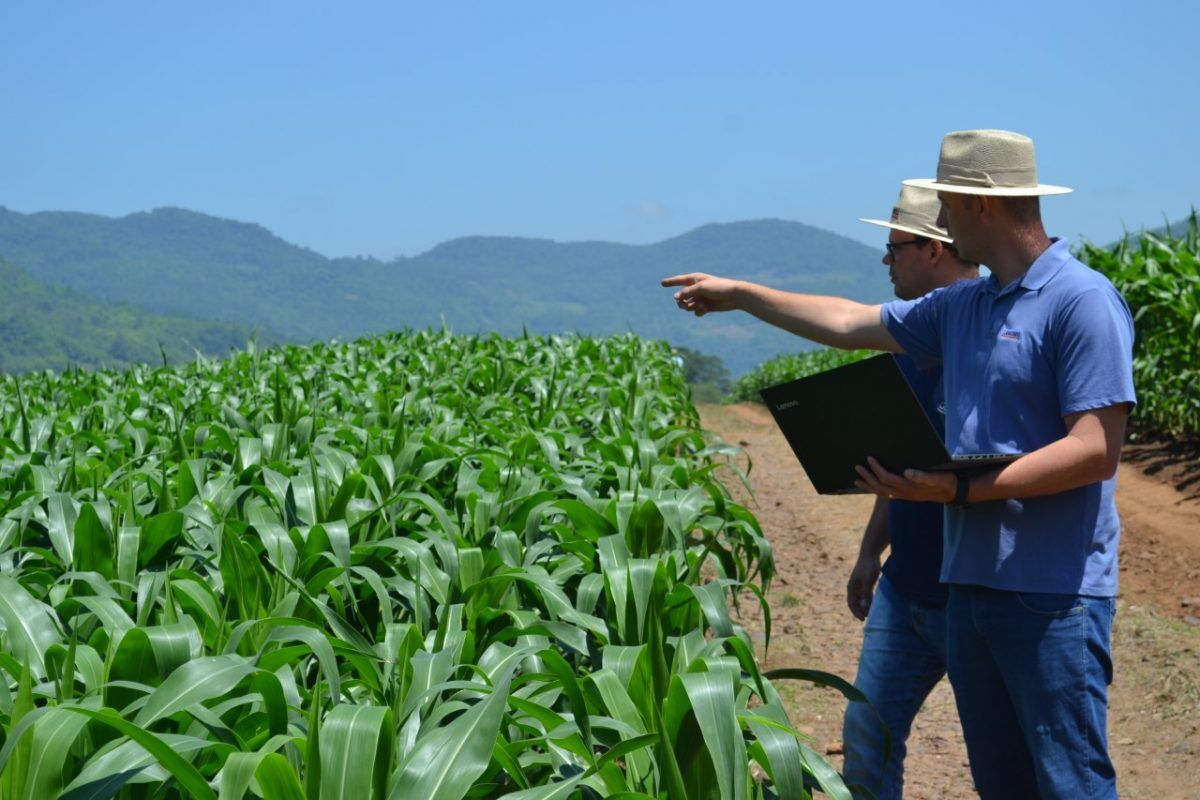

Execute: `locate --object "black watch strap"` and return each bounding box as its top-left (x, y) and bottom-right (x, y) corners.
top-left (951, 474), bottom-right (971, 507)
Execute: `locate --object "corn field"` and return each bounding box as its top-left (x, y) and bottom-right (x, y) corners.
top-left (0, 331), bottom-right (858, 800)
top-left (1079, 212), bottom-right (1200, 437)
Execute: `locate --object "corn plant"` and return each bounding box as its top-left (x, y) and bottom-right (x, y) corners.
top-left (0, 331), bottom-right (859, 799)
top-left (1079, 211), bottom-right (1200, 437)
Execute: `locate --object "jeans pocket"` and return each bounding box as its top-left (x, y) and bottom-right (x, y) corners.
top-left (1014, 591), bottom-right (1084, 618)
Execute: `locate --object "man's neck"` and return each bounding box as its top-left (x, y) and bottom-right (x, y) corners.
top-left (986, 228), bottom-right (1054, 287)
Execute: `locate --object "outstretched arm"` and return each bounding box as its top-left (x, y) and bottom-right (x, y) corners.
top-left (662, 273), bottom-right (901, 352)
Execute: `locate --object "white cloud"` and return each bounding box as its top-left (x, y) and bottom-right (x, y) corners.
top-left (637, 199), bottom-right (669, 219)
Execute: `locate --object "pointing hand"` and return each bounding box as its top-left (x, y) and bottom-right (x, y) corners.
top-left (662, 273), bottom-right (743, 316)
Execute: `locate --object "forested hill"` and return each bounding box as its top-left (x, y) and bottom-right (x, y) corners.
top-left (0, 257), bottom-right (270, 373)
top-left (0, 206), bottom-right (895, 374)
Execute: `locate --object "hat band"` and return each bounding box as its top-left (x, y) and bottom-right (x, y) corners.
top-left (937, 163), bottom-right (1039, 189)
top-left (890, 209), bottom-right (947, 238)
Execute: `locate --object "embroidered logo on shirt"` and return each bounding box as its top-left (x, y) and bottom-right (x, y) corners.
top-left (998, 329), bottom-right (1021, 341)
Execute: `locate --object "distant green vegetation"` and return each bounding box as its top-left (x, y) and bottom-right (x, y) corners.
top-left (0, 257), bottom-right (268, 373)
top-left (728, 348), bottom-right (876, 403)
top-left (0, 206), bottom-right (894, 375)
top-left (1081, 211), bottom-right (1200, 436)
top-left (674, 345), bottom-right (733, 403)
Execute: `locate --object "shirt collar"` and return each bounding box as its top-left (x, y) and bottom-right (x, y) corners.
top-left (1019, 238), bottom-right (1071, 291)
top-left (983, 237), bottom-right (1071, 296)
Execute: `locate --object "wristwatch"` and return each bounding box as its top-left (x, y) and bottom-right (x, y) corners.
top-left (950, 474), bottom-right (972, 507)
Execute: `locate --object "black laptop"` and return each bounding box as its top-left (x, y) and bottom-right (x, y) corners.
top-left (759, 354), bottom-right (1021, 495)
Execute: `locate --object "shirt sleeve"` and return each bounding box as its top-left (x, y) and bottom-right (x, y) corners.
top-left (880, 286), bottom-right (950, 370)
top-left (1054, 285), bottom-right (1138, 416)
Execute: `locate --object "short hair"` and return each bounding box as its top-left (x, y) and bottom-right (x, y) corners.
top-left (1000, 196), bottom-right (1042, 224)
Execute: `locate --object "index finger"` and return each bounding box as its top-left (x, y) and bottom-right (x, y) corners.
top-left (661, 273), bottom-right (706, 288)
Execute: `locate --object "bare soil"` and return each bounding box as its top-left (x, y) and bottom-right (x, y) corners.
top-left (700, 403), bottom-right (1200, 800)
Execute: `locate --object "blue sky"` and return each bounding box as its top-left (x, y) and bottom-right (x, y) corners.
top-left (2, 2), bottom-right (1196, 259)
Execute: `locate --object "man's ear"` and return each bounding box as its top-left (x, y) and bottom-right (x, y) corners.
top-left (974, 194), bottom-right (994, 218)
top-left (927, 239), bottom-right (945, 263)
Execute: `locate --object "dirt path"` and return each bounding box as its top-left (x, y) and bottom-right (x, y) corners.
top-left (700, 403), bottom-right (1200, 800)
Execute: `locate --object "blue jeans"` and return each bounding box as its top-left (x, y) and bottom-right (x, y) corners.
top-left (945, 584), bottom-right (1117, 799)
top-left (842, 575), bottom-right (947, 800)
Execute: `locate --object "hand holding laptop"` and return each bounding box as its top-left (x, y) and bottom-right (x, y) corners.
top-left (853, 455), bottom-right (956, 502)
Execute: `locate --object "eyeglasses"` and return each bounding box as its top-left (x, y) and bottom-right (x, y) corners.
top-left (884, 239), bottom-right (924, 257)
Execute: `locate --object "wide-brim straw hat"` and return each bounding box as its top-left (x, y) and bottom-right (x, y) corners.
top-left (859, 185), bottom-right (953, 243)
top-left (903, 129), bottom-right (1072, 197)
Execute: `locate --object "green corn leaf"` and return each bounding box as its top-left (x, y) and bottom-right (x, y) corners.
top-left (742, 704), bottom-right (807, 800)
top-left (21, 703), bottom-right (100, 799)
top-left (689, 581), bottom-right (734, 639)
top-left (57, 768), bottom-right (147, 800)
top-left (115, 526), bottom-right (140, 595)
top-left (55, 706), bottom-right (217, 800)
top-left (797, 740), bottom-right (852, 800)
top-left (319, 704), bottom-right (394, 800)
top-left (64, 733), bottom-right (212, 794)
top-left (538, 647), bottom-right (593, 755)
top-left (47, 493), bottom-right (79, 567)
top-left (389, 668), bottom-right (514, 800)
top-left (143, 621), bottom-right (203, 675)
top-left (133, 654), bottom-right (256, 727)
top-left (762, 668), bottom-right (869, 704)
top-left (257, 623), bottom-right (342, 703)
top-left (251, 753), bottom-right (307, 800)
top-left (305, 680), bottom-right (322, 800)
top-left (669, 668), bottom-right (748, 800)
top-left (326, 472), bottom-right (364, 522)
top-left (0, 576), bottom-right (61, 677)
top-left (587, 669), bottom-right (652, 783)
top-left (553, 499), bottom-right (614, 540)
top-left (137, 510), bottom-right (185, 568)
top-left (494, 776), bottom-right (586, 800)
top-left (16, 705), bottom-right (90, 796)
top-left (106, 627), bottom-right (157, 712)
top-left (220, 751), bottom-right (305, 800)
top-left (2, 660), bottom-right (35, 798)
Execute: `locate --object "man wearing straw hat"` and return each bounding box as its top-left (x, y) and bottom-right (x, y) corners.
top-left (663, 129), bottom-right (1134, 799)
top-left (841, 185), bottom-right (977, 800)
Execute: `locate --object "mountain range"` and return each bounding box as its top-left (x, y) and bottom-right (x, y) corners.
top-left (0, 207), bottom-right (895, 375)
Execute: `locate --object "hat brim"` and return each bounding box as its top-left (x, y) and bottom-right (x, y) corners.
top-left (858, 217), bottom-right (953, 244)
top-left (903, 178), bottom-right (1073, 197)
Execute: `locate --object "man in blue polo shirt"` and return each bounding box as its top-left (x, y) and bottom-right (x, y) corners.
top-left (663, 129), bottom-right (1135, 799)
top-left (842, 185), bottom-right (978, 800)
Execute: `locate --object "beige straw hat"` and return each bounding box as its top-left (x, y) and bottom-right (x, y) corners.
top-left (903, 129), bottom-right (1072, 197)
top-left (859, 185), bottom-right (952, 243)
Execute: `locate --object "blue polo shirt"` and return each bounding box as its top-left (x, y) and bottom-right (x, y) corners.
top-left (881, 239), bottom-right (1136, 597)
top-left (883, 356), bottom-right (948, 606)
